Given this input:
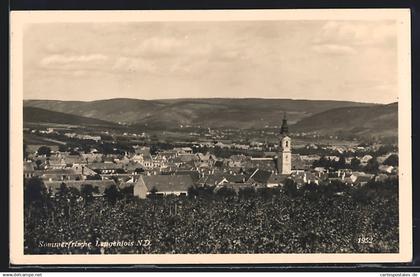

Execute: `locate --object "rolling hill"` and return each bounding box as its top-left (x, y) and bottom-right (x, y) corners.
top-left (292, 102), bottom-right (398, 138)
top-left (24, 98), bottom-right (374, 129)
top-left (23, 98), bottom-right (397, 139)
top-left (23, 106), bottom-right (120, 128)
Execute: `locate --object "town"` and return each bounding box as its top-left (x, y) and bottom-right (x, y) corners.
top-left (23, 114), bottom-right (398, 200)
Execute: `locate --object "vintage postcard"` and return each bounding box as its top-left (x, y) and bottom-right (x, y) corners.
top-left (10, 9), bottom-right (412, 264)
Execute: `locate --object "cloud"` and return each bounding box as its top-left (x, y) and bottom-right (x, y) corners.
top-left (40, 54), bottom-right (108, 66)
top-left (112, 56), bottom-right (158, 74)
top-left (311, 21), bottom-right (396, 56)
top-left (311, 44), bottom-right (357, 55)
top-left (314, 21), bottom-right (396, 47)
top-left (121, 37), bottom-right (188, 58)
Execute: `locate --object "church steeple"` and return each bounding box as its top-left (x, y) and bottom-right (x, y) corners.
top-left (280, 112), bottom-right (289, 135)
top-left (277, 112), bottom-right (292, 175)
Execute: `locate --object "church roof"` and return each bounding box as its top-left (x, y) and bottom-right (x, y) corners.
top-left (280, 112), bottom-right (289, 135)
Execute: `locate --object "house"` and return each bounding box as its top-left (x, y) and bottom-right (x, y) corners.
top-left (197, 173), bottom-right (245, 187)
top-left (291, 154), bottom-right (307, 171)
top-left (196, 153), bottom-right (217, 163)
top-left (244, 158), bottom-right (276, 172)
top-left (291, 171), bottom-right (320, 185)
top-left (64, 155), bottom-right (87, 166)
top-left (172, 154), bottom-right (197, 164)
top-left (266, 174), bottom-right (289, 187)
top-left (39, 168), bottom-right (83, 182)
top-left (350, 172), bottom-right (375, 186)
top-left (174, 147), bottom-right (193, 154)
top-left (378, 165), bottom-right (395, 174)
top-left (134, 175), bottom-right (194, 199)
top-left (300, 155), bottom-right (321, 163)
top-left (86, 162), bottom-right (123, 174)
top-left (81, 153), bottom-right (103, 164)
top-left (213, 182), bottom-right (257, 193)
top-left (131, 154), bottom-right (145, 164)
top-left (23, 162), bottom-right (36, 178)
top-left (161, 170), bottom-right (201, 183)
top-left (157, 150), bottom-right (178, 159)
top-left (360, 155), bottom-right (373, 165)
top-left (246, 168), bottom-right (272, 184)
top-left (375, 174), bottom-right (389, 183)
top-left (325, 156), bottom-right (340, 162)
top-left (134, 146), bottom-right (151, 156)
top-left (142, 154), bottom-right (154, 169)
top-left (47, 156), bottom-right (67, 169)
top-left (71, 164), bottom-right (97, 177)
top-left (114, 155), bottom-right (131, 165)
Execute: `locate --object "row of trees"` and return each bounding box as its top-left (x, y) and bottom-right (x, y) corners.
top-left (24, 177), bottom-right (134, 210)
top-left (25, 174), bottom-right (398, 210)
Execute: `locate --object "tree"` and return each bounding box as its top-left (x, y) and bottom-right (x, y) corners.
top-left (257, 187), bottom-right (272, 200)
top-left (149, 186), bottom-right (158, 199)
top-left (216, 187), bottom-right (236, 198)
top-left (194, 185), bottom-right (215, 198)
top-left (238, 187), bottom-right (256, 199)
top-left (313, 155), bottom-right (329, 168)
top-left (80, 184), bottom-right (94, 204)
top-left (23, 144), bottom-right (28, 160)
top-left (135, 168), bottom-right (144, 174)
top-left (24, 177), bottom-right (47, 207)
top-left (150, 145), bottom-right (159, 156)
top-left (35, 159), bottom-right (43, 170)
top-left (365, 158), bottom-right (379, 174)
top-left (120, 186), bottom-right (134, 199)
top-left (187, 186), bottom-right (198, 198)
top-left (283, 179), bottom-right (298, 198)
top-left (336, 155), bottom-right (346, 169)
top-left (104, 184), bottom-right (119, 205)
top-left (58, 144), bottom-right (67, 152)
top-left (58, 182), bottom-right (69, 197)
top-left (37, 146), bottom-right (51, 157)
top-left (350, 157), bottom-right (361, 171)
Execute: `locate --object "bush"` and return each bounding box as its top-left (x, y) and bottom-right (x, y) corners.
top-left (37, 146), bottom-right (51, 157)
top-left (24, 177), bottom-right (47, 207)
top-left (104, 185), bottom-right (119, 205)
top-left (80, 184), bottom-right (95, 204)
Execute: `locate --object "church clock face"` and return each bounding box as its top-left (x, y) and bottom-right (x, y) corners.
top-left (282, 137), bottom-right (291, 151)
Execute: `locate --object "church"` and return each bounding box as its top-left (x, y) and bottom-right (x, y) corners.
top-left (277, 113), bottom-right (292, 175)
top-left (244, 113), bottom-right (303, 175)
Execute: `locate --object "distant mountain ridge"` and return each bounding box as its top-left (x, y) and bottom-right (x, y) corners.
top-left (23, 98), bottom-right (397, 139)
top-left (292, 102), bottom-right (397, 138)
top-left (24, 98), bottom-right (375, 127)
top-left (23, 106), bottom-right (119, 127)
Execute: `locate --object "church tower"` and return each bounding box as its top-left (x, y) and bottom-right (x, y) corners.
top-left (278, 113), bottom-right (292, 175)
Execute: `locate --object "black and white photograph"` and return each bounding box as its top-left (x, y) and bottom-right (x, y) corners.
top-left (10, 9), bottom-right (412, 264)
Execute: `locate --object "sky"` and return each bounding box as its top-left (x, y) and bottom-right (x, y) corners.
top-left (23, 20), bottom-right (398, 103)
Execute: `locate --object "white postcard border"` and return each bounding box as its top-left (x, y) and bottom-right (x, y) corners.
top-left (10, 9), bottom-right (412, 264)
